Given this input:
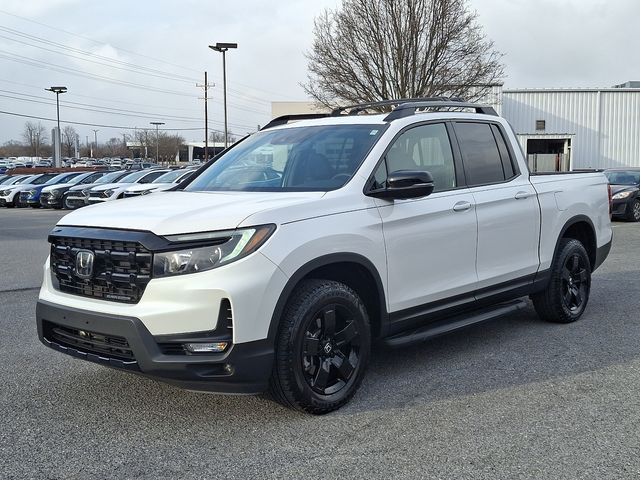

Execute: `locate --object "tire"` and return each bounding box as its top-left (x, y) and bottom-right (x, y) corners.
top-left (269, 279), bottom-right (371, 414)
top-left (531, 238), bottom-right (591, 323)
top-left (626, 199), bottom-right (640, 222)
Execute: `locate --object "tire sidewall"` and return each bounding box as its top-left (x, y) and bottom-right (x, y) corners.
top-left (279, 281), bottom-right (371, 412)
top-left (555, 240), bottom-right (592, 321)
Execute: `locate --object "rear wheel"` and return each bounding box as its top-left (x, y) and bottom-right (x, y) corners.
top-left (531, 239), bottom-right (591, 323)
top-left (626, 199), bottom-right (640, 222)
top-left (269, 279), bottom-right (370, 414)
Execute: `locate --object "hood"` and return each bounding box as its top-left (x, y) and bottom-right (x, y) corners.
top-left (58, 190), bottom-right (325, 235)
top-left (124, 183), bottom-right (172, 193)
top-left (610, 184), bottom-right (638, 195)
top-left (42, 182), bottom-right (75, 192)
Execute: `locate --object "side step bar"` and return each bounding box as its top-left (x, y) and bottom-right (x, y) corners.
top-left (382, 299), bottom-right (527, 348)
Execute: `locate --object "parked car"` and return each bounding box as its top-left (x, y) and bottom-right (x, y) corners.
top-left (19, 172), bottom-right (87, 208)
top-left (63, 170), bottom-right (131, 209)
top-left (36, 98), bottom-right (612, 414)
top-left (0, 173), bottom-right (58, 207)
top-left (604, 168), bottom-right (640, 221)
top-left (122, 169), bottom-right (197, 198)
top-left (40, 171), bottom-right (108, 209)
top-left (0, 174), bottom-right (30, 186)
top-left (86, 169), bottom-right (170, 204)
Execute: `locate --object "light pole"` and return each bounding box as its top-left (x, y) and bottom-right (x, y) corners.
top-left (150, 122), bottom-right (164, 163)
top-left (92, 129), bottom-right (99, 158)
top-left (45, 86), bottom-right (67, 167)
top-left (209, 42), bottom-right (237, 149)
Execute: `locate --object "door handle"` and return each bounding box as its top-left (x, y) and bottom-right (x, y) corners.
top-left (453, 201), bottom-right (473, 212)
top-left (514, 191), bottom-right (531, 200)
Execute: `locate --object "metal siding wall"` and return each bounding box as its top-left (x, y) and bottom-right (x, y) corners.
top-left (502, 91), bottom-right (601, 168)
top-left (600, 92), bottom-right (640, 168)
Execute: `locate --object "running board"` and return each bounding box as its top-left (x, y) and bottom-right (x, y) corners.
top-left (382, 299), bottom-right (527, 348)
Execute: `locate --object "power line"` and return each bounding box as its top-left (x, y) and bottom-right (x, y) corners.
top-left (0, 108), bottom-right (241, 133)
top-left (0, 91), bottom-right (258, 130)
top-left (0, 9), bottom-right (300, 101)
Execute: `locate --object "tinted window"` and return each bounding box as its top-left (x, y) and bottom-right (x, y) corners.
top-left (382, 123), bottom-right (456, 192)
top-left (139, 171), bottom-right (168, 183)
top-left (491, 124), bottom-right (517, 179)
top-left (455, 122), bottom-right (505, 186)
top-left (605, 170), bottom-right (640, 185)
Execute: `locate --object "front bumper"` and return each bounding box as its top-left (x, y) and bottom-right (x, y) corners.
top-left (36, 300), bottom-right (274, 394)
top-left (40, 193), bottom-right (63, 208)
top-left (611, 199), bottom-right (629, 217)
top-left (64, 195), bottom-right (88, 209)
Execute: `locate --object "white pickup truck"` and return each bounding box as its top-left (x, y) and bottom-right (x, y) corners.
top-left (36, 99), bottom-right (612, 414)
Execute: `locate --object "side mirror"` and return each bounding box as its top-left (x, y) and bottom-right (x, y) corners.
top-left (368, 170), bottom-right (435, 200)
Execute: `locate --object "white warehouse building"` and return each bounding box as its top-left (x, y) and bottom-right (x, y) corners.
top-left (272, 82), bottom-right (640, 171)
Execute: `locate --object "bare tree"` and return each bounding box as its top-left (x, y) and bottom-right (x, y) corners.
top-left (22, 121), bottom-right (48, 157)
top-left (304, 0), bottom-right (504, 108)
top-left (62, 125), bottom-right (79, 157)
top-left (209, 131), bottom-right (236, 144)
top-left (130, 129), bottom-right (184, 162)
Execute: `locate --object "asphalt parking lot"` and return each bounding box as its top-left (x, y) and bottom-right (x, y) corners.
top-left (1, 208), bottom-right (639, 479)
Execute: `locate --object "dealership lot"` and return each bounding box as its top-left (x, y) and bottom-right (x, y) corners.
top-left (1, 209), bottom-right (639, 479)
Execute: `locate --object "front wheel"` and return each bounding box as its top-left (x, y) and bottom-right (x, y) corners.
top-left (269, 279), bottom-right (371, 414)
top-left (626, 199), bottom-right (640, 222)
top-left (531, 239), bottom-right (592, 323)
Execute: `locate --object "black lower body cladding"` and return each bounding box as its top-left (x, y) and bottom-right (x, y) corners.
top-left (36, 300), bottom-right (274, 394)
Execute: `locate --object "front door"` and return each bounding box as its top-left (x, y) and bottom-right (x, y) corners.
top-left (372, 122), bottom-right (479, 315)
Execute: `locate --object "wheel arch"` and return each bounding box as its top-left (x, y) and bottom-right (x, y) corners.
top-left (267, 253), bottom-right (388, 341)
top-left (554, 215), bottom-right (597, 269)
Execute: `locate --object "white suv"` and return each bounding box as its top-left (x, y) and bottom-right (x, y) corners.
top-left (37, 99), bottom-right (612, 413)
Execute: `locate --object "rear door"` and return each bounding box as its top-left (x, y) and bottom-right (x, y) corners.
top-left (371, 122), bottom-right (478, 315)
top-left (452, 121), bottom-right (540, 293)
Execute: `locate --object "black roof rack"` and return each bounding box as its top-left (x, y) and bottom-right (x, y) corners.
top-left (260, 113), bottom-right (330, 131)
top-left (261, 98), bottom-right (497, 131)
top-left (383, 100), bottom-right (498, 121)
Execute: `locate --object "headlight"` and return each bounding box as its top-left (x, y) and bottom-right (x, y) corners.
top-left (140, 189), bottom-right (153, 195)
top-left (0, 190), bottom-right (8, 196)
top-left (612, 191), bottom-right (633, 200)
top-left (49, 189), bottom-right (61, 197)
top-left (153, 225), bottom-right (276, 277)
top-left (102, 189), bottom-right (115, 197)
top-left (27, 190), bottom-right (37, 197)
top-left (81, 188), bottom-right (91, 196)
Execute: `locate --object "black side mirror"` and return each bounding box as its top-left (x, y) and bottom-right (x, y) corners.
top-left (368, 170), bottom-right (435, 200)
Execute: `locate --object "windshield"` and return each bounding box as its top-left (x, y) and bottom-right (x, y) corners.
top-left (44, 172), bottom-right (82, 185)
top-left (153, 169), bottom-right (189, 183)
top-left (31, 174), bottom-right (58, 185)
top-left (605, 170), bottom-right (640, 185)
top-left (185, 124), bottom-right (385, 192)
top-left (120, 170), bottom-right (154, 183)
top-left (96, 171), bottom-right (129, 184)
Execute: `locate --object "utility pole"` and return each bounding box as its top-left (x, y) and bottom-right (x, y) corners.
top-left (86, 135), bottom-right (89, 158)
top-left (150, 122), bottom-right (164, 163)
top-left (196, 71), bottom-right (214, 161)
top-left (92, 129), bottom-right (99, 158)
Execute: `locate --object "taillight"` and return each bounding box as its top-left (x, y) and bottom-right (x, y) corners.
top-left (607, 184), bottom-right (612, 216)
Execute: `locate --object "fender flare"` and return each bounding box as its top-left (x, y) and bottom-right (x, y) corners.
top-left (266, 253), bottom-right (388, 341)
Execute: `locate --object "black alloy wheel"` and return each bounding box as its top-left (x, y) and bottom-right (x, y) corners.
top-left (561, 253), bottom-right (589, 313)
top-left (531, 238), bottom-right (591, 323)
top-left (301, 305), bottom-right (361, 396)
top-left (270, 279), bottom-right (371, 414)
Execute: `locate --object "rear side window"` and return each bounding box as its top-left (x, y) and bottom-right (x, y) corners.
top-left (455, 122), bottom-right (505, 186)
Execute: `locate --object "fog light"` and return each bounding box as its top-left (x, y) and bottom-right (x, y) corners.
top-left (184, 342), bottom-right (228, 353)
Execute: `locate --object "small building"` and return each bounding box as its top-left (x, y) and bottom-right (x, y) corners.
top-left (272, 82), bottom-right (640, 171)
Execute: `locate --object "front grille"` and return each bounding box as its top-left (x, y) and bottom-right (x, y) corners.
top-left (43, 320), bottom-right (135, 362)
top-left (88, 191), bottom-right (105, 199)
top-left (50, 236), bottom-right (152, 303)
top-left (123, 192), bottom-right (142, 198)
top-left (40, 192), bottom-right (54, 204)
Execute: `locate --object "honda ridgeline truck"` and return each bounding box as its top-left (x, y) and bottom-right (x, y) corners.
top-left (36, 99), bottom-right (612, 414)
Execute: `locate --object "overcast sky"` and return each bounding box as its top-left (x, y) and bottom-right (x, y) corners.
top-left (0, 0), bottom-right (638, 146)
